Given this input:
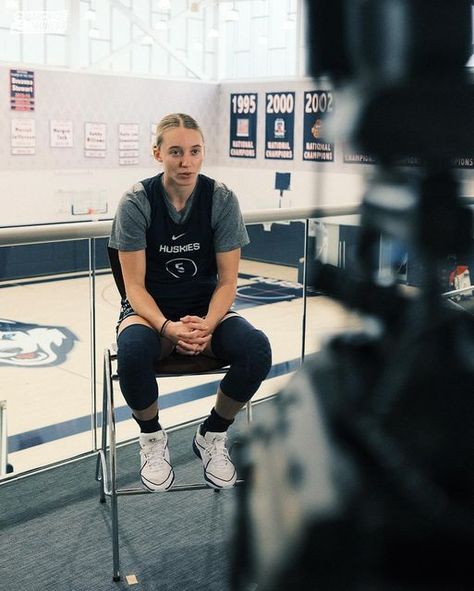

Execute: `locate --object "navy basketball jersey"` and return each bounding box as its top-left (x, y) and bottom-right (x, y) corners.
top-left (141, 173), bottom-right (217, 320)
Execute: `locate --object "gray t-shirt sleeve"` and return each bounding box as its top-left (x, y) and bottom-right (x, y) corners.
top-left (108, 183), bottom-right (151, 251)
top-left (211, 181), bottom-right (249, 252)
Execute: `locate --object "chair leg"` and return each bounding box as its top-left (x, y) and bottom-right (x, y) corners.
top-left (97, 348), bottom-right (121, 581)
top-left (97, 351), bottom-right (110, 504)
top-left (105, 347), bottom-right (121, 582)
top-left (111, 491), bottom-right (120, 582)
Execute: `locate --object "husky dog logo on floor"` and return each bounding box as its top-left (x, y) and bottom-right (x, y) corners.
top-left (0, 319), bottom-right (77, 367)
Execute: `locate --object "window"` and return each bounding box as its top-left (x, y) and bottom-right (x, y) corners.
top-left (0, 0), bottom-right (302, 80)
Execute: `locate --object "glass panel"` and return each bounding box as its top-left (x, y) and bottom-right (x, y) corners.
top-left (204, 51), bottom-right (215, 78)
top-left (110, 50), bottom-right (130, 73)
top-left (131, 43), bottom-right (150, 74)
top-left (132, 0), bottom-right (150, 22)
top-left (304, 216), bottom-right (364, 357)
top-left (169, 15), bottom-right (186, 51)
top-left (250, 16), bottom-right (269, 77)
top-left (168, 52), bottom-right (187, 78)
top-left (94, 0), bottom-right (110, 40)
top-left (187, 17), bottom-right (202, 47)
top-left (22, 30), bottom-right (45, 64)
top-left (0, 214), bottom-right (365, 475)
top-left (0, 239), bottom-right (95, 477)
top-left (0, 28), bottom-right (21, 62)
top-left (240, 220), bottom-right (306, 385)
top-left (90, 38), bottom-right (109, 64)
top-left (218, 0), bottom-right (299, 79)
top-left (170, 0), bottom-right (187, 17)
top-left (23, 0), bottom-right (45, 10)
top-left (268, 0), bottom-right (286, 47)
top-left (268, 47), bottom-right (286, 76)
top-left (78, 1), bottom-right (90, 68)
top-left (186, 17), bottom-right (204, 73)
top-left (250, 0), bottom-right (269, 19)
top-left (46, 0), bottom-right (66, 9)
top-left (235, 2), bottom-right (250, 50)
top-left (151, 44), bottom-right (169, 75)
top-left (111, 5), bottom-right (131, 50)
top-left (235, 50), bottom-right (250, 79)
top-left (0, 6), bottom-right (16, 28)
top-left (46, 33), bottom-right (66, 66)
top-left (223, 20), bottom-right (236, 77)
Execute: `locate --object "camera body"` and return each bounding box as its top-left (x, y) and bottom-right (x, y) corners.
top-left (232, 2), bottom-right (474, 590)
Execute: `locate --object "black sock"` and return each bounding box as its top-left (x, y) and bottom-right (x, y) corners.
top-left (133, 413), bottom-right (161, 434)
top-left (200, 407), bottom-right (234, 435)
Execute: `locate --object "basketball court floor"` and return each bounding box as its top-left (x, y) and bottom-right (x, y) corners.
top-left (1, 259), bottom-right (361, 476)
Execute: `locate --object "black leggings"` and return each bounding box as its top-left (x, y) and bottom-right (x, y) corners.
top-left (116, 315), bottom-right (272, 411)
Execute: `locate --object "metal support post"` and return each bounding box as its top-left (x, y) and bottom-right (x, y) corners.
top-left (0, 401), bottom-right (8, 477)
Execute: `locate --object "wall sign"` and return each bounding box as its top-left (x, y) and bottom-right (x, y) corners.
top-left (84, 122), bottom-right (106, 158)
top-left (229, 93), bottom-right (257, 158)
top-left (11, 119), bottom-right (36, 155)
top-left (303, 90), bottom-right (334, 162)
top-left (10, 69), bottom-right (35, 111)
top-left (50, 120), bottom-right (73, 148)
top-left (265, 92), bottom-right (295, 160)
top-left (119, 123), bottom-right (139, 165)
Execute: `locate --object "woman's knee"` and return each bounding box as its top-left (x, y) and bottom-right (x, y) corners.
top-left (245, 328), bottom-right (272, 382)
top-left (116, 324), bottom-right (161, 410)
top-left (212, 317), bottom-right (272, 379)
top-left (215, 322), bottom-right (272, 403)
top-left (117, 324), bottom-right (161, 367)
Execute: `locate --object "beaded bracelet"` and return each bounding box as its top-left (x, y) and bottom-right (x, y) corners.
top-left (160, 319), bottom-right (171, 336)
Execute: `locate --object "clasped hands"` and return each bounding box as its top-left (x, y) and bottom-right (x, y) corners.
top-left (164, 315), bottom-right (213, 356)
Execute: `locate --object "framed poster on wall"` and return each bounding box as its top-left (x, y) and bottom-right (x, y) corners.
top-left (11, 118), bottom-right (35, 155)
top-left (50, 120), bottom-right (73, 148)
top-left (303, 90), bottom-right (335, 162)
top-left (118, 123), bottom-right (139, 165)
top-left (265, 91), bottom-right (295, 160)
top-left (84, 122), bottom-right (106, 158)
top-left (10, 69), bottom-right (35, 111)
top-left (229, 92), bottom-right (257, 158)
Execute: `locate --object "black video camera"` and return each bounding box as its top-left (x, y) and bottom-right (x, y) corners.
top-left (232, 2), bottom-right (474, 590)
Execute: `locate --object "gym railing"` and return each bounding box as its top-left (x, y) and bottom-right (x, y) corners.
top-left (0, 204), bottom-right (358, 478)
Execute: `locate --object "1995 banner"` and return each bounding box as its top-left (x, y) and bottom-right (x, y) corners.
top-left (229, 93), bottom-right (257, 158)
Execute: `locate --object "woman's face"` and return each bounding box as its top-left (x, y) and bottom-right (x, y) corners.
top-left (155, 126), bottom-right (204, 190)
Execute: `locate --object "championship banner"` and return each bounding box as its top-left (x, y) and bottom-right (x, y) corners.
top-left (265, 92), bottom-right (295, 160)
top-left (303, 90), bottom-right (334, 162)
top-left (10, 69), bottom-right (35, 111)
top-left (229, 93), bottom-right (257, 158)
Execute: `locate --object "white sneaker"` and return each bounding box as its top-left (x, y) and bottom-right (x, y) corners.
top-left (192, 427), bottom-right (237, 489)
top-left (139, 430), bottom-right (175, 491)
